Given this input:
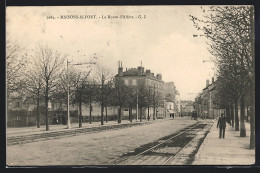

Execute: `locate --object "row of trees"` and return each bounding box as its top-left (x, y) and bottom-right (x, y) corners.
top-left (191, 6), bottom-right (255, 149)
top-left (6, 43), bottom-right (163, 131)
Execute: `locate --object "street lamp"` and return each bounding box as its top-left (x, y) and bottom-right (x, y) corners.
top-left (67, 60), bottom-right (96, 129)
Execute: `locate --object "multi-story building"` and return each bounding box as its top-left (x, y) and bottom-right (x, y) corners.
top-left (195, 78), bottom-right (224, 119)
top-left (175, 94), bottom-right (181, 114)
top-left (164, 82), bottom-right (180, 113)
top-left (115, 61), bottom-right (165, 119)
top-left (164, 82), bottom-right (176, 101)
top-left (180, 100), bottom-right (194, 116)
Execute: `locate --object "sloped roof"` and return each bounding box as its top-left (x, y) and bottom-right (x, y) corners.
top-left (123, 68), bottom-right (139, 76)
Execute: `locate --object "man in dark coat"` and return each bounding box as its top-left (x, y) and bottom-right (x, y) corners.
top-left (217, 113), bottom-right (226, 139)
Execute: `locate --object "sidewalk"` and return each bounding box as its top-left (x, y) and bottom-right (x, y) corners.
top-left (192, 120), bottom-right (255, 165)
top-left (6, 117), bottom-right (175, 137)
top-left (7, 120), bottom-right (129, 137)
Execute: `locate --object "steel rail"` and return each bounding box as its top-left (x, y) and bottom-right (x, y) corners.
top-left (117, 123), bottom-right (201, 165)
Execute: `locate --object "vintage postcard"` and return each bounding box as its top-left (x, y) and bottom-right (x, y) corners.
top-left (6, 6), bottom-right (255, 166)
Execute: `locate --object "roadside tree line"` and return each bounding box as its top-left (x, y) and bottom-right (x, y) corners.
top-left (191, 6), bottom-right (255, 149)
top-left (6, 44), bottom-right (163, 131)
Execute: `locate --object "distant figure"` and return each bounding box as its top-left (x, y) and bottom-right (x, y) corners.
top-left (217, 113), bottom-right (226, 139)
top-left (191, 111), bottom-right (197, 120)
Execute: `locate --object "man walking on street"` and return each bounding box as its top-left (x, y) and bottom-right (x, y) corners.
top-left (217, 113), bottom-right (226, 139)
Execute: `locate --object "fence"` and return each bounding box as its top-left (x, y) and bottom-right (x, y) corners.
top-left (7, 109), bottom-right (130, 128)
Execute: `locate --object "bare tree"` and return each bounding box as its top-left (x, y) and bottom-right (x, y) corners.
top-left (22, 65), bottom-right (44, 128)
top-left (137, 84), bottom-right (149, 122)
top-left (95, 65), bottom-right (113, 125)
top-left (125, 86), bottom-right (137, 122)
top-left (73, 70), bottom-right (92, 128)
top-left (151, 84), bottom-right (163, 120)
top-left (112, 77), bottom-right (128, 123)
top-left (84, 78), bottom-right (97, 124)
top-left (6, 40), bottom-right (27, 98)
top-left (33, 45), bottom-right (66, 131)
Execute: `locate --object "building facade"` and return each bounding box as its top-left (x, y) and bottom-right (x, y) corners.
top-left (195, 78), bottom-right (225, 119)
top-left (115, 61), bottom-right (165, 119)
top-left (180, 100), bottom-right (194, 116)
top-left (164, 82), bottom-right (180, 112)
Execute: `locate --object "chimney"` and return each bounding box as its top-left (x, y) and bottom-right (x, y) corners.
top-left (151, 73), bottom-right (154, 77)
top-left (146, 69), bottom-right (151, 75)
top-left (212, 77), bottom-right (214, 84)
top-left (206, 79), bottom-right (209, 87)
top-left (137, 66), bottom-right (142, 75)
top-left (118, 61), bottom-right (123, 76)
top-left (156, 74), bottom-right (162, 80)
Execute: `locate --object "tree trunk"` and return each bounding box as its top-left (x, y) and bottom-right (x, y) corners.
top-left (230, 102), bottom-right (234, 128)
top-left (79, 98), bottom-right (82, 128)
top-left (250, 78), bottom-right (255, 149)
top-left (129, 107), bottom-right (132, 122)
top-left (130, 107), bottom-right (132, 122)
top-left (234, 100), bottom-right (239, 131)
top-left (118, 106), bottom-right (121, 124)
top-left (101, 104), bottom-right (104, 125)
top-left (249, 6), bottom-right (255, 149)
top-left (140, 107), bottom-right (142, 122)
top-left (89, 102), bottom-right (92, 124)
top-left (240, 94), bottom-right (246, 137)
top-left (153, 107), bottom-right (155, 120)
top-left (128, 108), bottom-right (130, 121)
top-left (36, 92), bottom-right (40, 128)
top-left (147, 106), bottom-right (150, 121)
top-left (246, 106), bottom-right (249, 122)
top-left (26, 113), bottom-right (29, 127)
top-left (45, 91), bottom-right (49, 131)
top-left (226, 108), bottom-right (230, 125)
top-left (105, 106), bottom-right (108, 123)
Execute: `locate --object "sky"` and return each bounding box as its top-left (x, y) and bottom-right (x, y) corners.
top-left (6, 6), bottom-right (216, 101)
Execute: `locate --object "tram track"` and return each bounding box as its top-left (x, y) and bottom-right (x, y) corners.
top-left (116, 122), bottom-right (212, 165)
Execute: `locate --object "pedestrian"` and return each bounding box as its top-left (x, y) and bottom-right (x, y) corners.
top-left (217, 113), bottom-right (226, 139)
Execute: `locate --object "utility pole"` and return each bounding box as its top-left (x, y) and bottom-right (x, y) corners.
top-left (136, 88), bottom-right (138, 121)
top-left (67, 59), bottom-right (96, 129)
top-left (78, 80), bottom-right (83, 128)
top-left (36, 85), bottom-right (40, 128)
top-left (101, 72), bottom-right (104, 125)
top-left (67, 60), bottom-right (71, 129)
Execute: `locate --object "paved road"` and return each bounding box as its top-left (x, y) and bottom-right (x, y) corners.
top-left (7, 117), bottom-right (203, 166)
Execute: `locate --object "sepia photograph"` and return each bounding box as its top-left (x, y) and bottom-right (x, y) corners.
top-left (6, 5), bottom-right (255, 166)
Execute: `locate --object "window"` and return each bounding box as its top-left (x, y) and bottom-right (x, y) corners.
top-left (132, 79), bottom-right (137, 86)
top-left (129, 79), bottom-right (132, 86)
top-left (16, 102), bottom-right (20, 107)
top-left (124, 79), bottom-right (129, 85)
